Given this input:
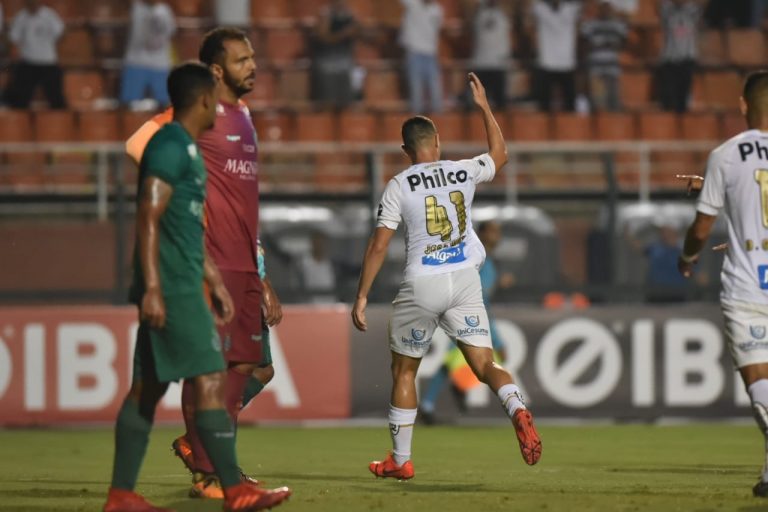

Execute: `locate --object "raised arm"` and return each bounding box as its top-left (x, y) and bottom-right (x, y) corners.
top-left (468, 72), bottom-right (508, 170)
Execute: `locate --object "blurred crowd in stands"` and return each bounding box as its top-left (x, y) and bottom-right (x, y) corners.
top-left (0, 0), bottom-right (765, 115)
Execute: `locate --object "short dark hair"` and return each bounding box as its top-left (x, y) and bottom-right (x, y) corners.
top-left (744, 70), bottom-right (768, 107)
top-left (199, 27), bottom-right (249, 66)
top-left (401, 116), bottom-right (437, 151)
top-left (167, 62), bottom-right (216, 112)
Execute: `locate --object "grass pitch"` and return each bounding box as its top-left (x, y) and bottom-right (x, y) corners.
top-left (0, 424), bottom-right (765, 512)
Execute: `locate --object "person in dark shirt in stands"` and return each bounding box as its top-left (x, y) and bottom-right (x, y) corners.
top-left (311, 0), bottom-right (360, 109)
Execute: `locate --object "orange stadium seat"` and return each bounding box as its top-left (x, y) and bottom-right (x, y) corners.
top-left (631, 1), bottom-right (659, 25)
top-left (348, 0), bottom-right (375, 19)
top-left (701, 71), bottom-right (743, 110)
top-left (698, 30), bottom-right (727, 67)
top-left (0, 111), bottom-right (32, 142)
top-left (721, 111), bottom-right (747, 139)
top-left (594, 113), bottom-right (637, 141)
top-left (354, 40), bottom-right (383, 63)
top-left (58, 28), bottom-right (95, 66)
top-left (64, 71), bottom-right (106, 110)
top-left (374, 1), bottom-right (404, 26)
top-left (295, 112), bottom-right (338, 141)
top-left (253, 111), bottom-right (295, 143)
top-left (175, 28), bottom-right (206, 61)
top-left (265, 28), bottom-right (307, 64)
top-left (379, 112), bottom-right (410, 142)
top-left (553, 113), bottom-right (593, 141)
top-left (1, 151), bottom-right (46, 187)
top-left (92, 27), bottom-right (123, 60)
top-left (121, 110), bottom-right (154, 141)
top-left (338, 111), bottom-right (379, 143)
top-left (726, 29), bottom-right (767, 68)
top-left (467, 111), bottom-right (507, 142)
top-left (681, 112), bottom-right (719, 141)
top-left (89, 0), bottom-right (130, 21)
top-left (363, 69), bottom-right (403, 108)
top-left (276, 69), bottom-right (310, 107)
top-left (244, 69), bottom-right (277, 106)
top-left (294, 0), bottom-right (326, 19)
top-left (508, 112), bottom-right (551, 141)
top-left (441, 0), bottom-right (463, 21)
top-left (430, 113), bottom-right (466, 142)
top-left (620, 70), bottom-right (653, 109)
top-left (313, 153), bottom-right (367, 188)
top-left (252, 0), bottom-right (294, 23)
top-left (34, 111), bottom-right (78, 142)
top-left (79, 111), bottom-right (121, 142)
top-left (638, 112), bottom-right (680, 140)
top-left (47, 0), bottom-right (84, 21)
top-left (169, 0), bottom-right (208, 17)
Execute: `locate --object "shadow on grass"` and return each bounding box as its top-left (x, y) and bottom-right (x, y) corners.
top-left (0, 488), bottom-right (94, 499)
top-left (350, 482), bottom-right (484, 494)
top-left (606, 464), bottom-right (754, 476)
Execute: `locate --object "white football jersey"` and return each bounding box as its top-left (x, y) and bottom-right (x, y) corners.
top-left (698, 129), bottom-right (768, 304)
top-left (377, 153), bottom-right (496, 279)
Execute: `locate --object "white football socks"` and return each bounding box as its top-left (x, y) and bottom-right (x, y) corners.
top-left (389, 404), bottom-right (417, 466)
top-left (748, 379), bottom-right (768, 482)
top-left (497, 383), bottom-right (526, 419)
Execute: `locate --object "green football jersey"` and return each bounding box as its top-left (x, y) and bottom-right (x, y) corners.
top-left (130, 122), bottom-right (207, 301)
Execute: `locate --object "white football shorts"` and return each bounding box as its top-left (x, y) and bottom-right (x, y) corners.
top-left (389, 267), bottom-right (492, 358)
top-left (722, 298), bottom-right (768, 368)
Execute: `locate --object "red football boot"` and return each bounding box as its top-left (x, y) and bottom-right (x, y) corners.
top-left (512, 408), bottom-right (542, 465)
top-left (103, 488), bottom-right (174, 512)
top-left (368, 453), bottom-right (415, 480)
top-left (223, 482), bottom-right (292, 512)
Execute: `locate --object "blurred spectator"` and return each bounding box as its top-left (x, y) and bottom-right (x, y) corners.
top-left (400, 0), bottom-right (444, 114)
top-left (298, 231), bottom-right (338, 303)
top-left (214, 0), bottom-right (250, 27)
top-left (528, 0), bottom-right (582, 112)
top-left (580, 0), bottom-right (627, 111)
top-left (657, 0), bottom-right (702, 113)
top-left (468, 0), bottom-right (512, 109)
top-left (753, 0), bottom-right (768, 27)
top-left (311, 0), bottom-right (359, 109)
top-left (4, 0), bottom-right (65, 109)
top-left (627, 223), bottom-right (689, 302)
top-left (704, 0), bottom-right (751, 28)
top-left (120, 0), bottom-right (176, 108)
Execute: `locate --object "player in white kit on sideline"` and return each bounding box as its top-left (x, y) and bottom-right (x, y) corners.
top-left (352, 73), bottom-right (542, 480)
top-left (678, 70), bottom-right (768, 497)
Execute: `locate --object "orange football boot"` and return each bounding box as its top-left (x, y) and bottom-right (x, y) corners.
top-left (512, 408), bottom-right (542, 465)
top-left (103, 488), bottom-right (174, 512)
top-left (368, 453), bottom-right (415, 480)
top-left (223, 483), bottom-right (292, 512)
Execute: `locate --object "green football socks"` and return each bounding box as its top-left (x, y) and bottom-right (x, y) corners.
top-left (110, 400), bottom-right (152, 490)
top-left (195, 409), bottom-right (240, 488)
top-left (241, 376), bottom-right (265, 409)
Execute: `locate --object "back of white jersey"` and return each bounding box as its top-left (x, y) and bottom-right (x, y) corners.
top-left (377, 153), bottom-right (496, 279)
top-left (698, 129), bottom-right (768, 304)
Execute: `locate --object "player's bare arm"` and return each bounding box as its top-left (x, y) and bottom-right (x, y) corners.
top-left (678, 212), bottom-right (717, 278)
top-left (262, 276), bottom-right (283, 327)
top-left (468, 72), bottom-right (508, 170)
top-left (675, 174), bottom-right (704, 194)
top-left (203, 248), bottom-right (235, 325)
top-left (352, 227), bottom-right (396, 332)
top-left (137, 176), bottom-right (173, 329)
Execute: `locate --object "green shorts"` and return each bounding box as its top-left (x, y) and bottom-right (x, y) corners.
top-left (133, 293), bottom-right (226, 383)
top-left (259, 316), bottom-right (272, 368)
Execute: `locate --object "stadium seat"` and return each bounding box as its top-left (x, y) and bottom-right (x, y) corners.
top-left (681, 113), bottom-right (719, 141)
top-left (374, 1), bottom-right (404, 26)
top-left (244, 68), bottom-right (277, 106)
top-left (252, 0), bottom-right (294, 24)
top-left (47, 0), bottom-right (84, 21)
top-left (313, 153), bottom-right (367, 188)
top-left (58, 28), bottom-right (95, 66)
top-left (64, 71), bottom-right (106, 110)
top-left (553, 113), bottom-right (593, 141)
top-left (620, 70), bottom-right (653, 109)
top-left (380, 112), bottom-right (411, 142)
top-left (508, 112), bottom-right (551, 141)
top-left (721, 111), bottom-right (746, 139)
top-left (169, 0), bottom-right (208, 17)
top-left (594, 113), bottom-right (637, 141)
top-left (698, 30), bottom-right (727, 67)
top-left (79, 111), bottom-right (121, 142)
top-left (253, 111), bottom-right (295, 143)
top-left (0, 111), bottom-right (32, 143)
top-left (175, 28), bottom-right (206, 61)
top-left (121, 110), bottom-right (154, 141)
top-left (631, 1), bottom-right (659, 26)
top-left (726, 29), bottom-right (767, 68)
top-left (363, 68), bottom-right (403, 108)
top-left (354, 41), bottom-right (383, 63)
top-left (467, 111), bottom-right (507, 142)
top-left (265, 27), bottom-right (307, 64)
top-left (295, 112), bottom-right (338, 141)
top-left (294, 0), bottom-right (325, 19)
top-left (1, 152), bottom-right (46, 187)
top-left (338, 112), bottom-right (379, 143)
top-left (429, 113), bottom-right (466, 142)
top-left (638, 112), bottom-right (680, 140)
top-left (701, 71), bottom-right (742, 110)
top-left (348, 0), bottom-right (375, 20)
top-left (92, 27), bottom-right (124, 60)
top-left (89, 0), bottom-right (130, 21)
top-left (34, 111), bottom-right (78, 142)
top-left (276, 69), bottom-right (310, 107)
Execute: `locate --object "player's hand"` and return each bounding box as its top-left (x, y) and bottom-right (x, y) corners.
top-left (141, 287), bottom-right (166, 329)
top-left (352, 296), bottom-right (368, 332)
top-left (675, 174), bottom-right (704, 195)
top-left (210, 283), bottom-right (235, 325)
top-left (712, 242), bottom-right (728, 252)
top-left (677, 254), bottom-right (699, 279)
top-left (262, 278), bottom-right (283, 327)
top-left (468, 72), bottom-right (490, 111)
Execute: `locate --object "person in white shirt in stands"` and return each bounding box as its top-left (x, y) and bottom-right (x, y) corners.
top-left (469, 0), bottom-right (512, 109)
top-left (4, 0), bottom-right (65, 109)
top-left (352, 73), bottom-right (541, 480)
top-left (299, 230), bottom-right (338, 303)
top-left (399, 0), bottom-right (444, 114)
top-left (120, 0), bottom-right (176, 108)
top-left (679, 71), bottom-right (768, 498)
top-left (527, 0), bottom-right (582, 112)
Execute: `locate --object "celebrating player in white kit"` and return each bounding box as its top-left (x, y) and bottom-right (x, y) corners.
top-left (352, 73), bottom-right (542, 480)
top-left (678, 70), bottom-right (768, 497)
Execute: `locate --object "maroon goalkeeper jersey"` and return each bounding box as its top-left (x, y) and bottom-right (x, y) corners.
top-left (198, 100), bottom-right (260, 273)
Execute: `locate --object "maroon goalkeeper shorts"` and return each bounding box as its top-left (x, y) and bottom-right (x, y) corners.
top-left (217, 270), bottom-right (264, 364)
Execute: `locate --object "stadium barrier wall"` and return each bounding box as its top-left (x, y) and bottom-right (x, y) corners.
top-left (0, 306), bottom-right (350, 426)
top-left (0, 304), bottom-right (751, 425)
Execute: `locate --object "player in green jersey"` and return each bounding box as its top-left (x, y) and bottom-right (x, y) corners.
top-left (103, 62), bottom-right (291, 512)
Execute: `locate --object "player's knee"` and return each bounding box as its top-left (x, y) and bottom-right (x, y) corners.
top-left (231, 362), bottom-right (258, 376)
top-left (195, 370), bottom-right (227, 407)
top-left (253, 365), bottom-right (274, 385)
